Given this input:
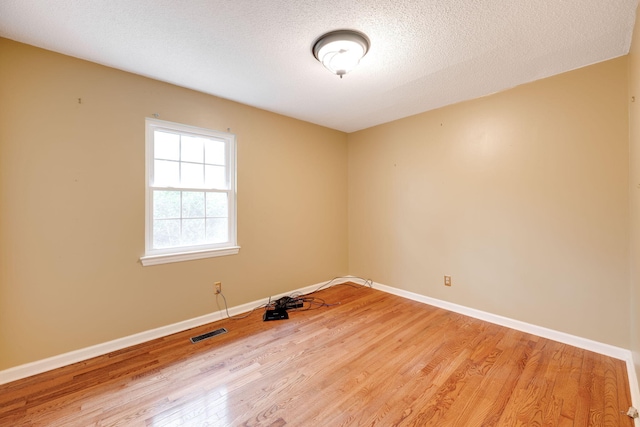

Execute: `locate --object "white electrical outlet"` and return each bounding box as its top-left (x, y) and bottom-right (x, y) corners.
top-left (214, 281), bottom-right (222, 294)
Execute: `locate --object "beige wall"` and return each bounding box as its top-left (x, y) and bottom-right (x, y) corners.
top-left (0, 33), bottom-right (634, 372)
top-left (0, 39), bottom-right (348, 369)
top-left (630, 5), bottom-right (640, 388)
top-left (348, 57), bottom-right (630, 347)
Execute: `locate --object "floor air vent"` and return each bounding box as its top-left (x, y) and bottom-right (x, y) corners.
top-left (190, 328), bottom-right (228, 344)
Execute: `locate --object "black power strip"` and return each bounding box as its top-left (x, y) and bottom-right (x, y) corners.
top-left (263, 296), bottom-right (304, 321)
top-left (284, 299), bottom-right (304, 309)
top-left (263, 309), bottom-right (289, 321)
top-left (274, 296), bottom-right (303, 310)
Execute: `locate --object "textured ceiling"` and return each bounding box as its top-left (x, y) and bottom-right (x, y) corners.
top-left (1, 0), bottom-right (638, 132)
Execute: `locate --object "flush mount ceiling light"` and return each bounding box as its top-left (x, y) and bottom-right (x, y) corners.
top-left (312, 30), bottom-right (370, 78)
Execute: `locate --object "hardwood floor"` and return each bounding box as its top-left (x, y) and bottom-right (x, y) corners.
top-left (0, 284), bottom-right (634, 426)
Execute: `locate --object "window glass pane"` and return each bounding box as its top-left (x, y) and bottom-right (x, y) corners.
top-left (153, 191), bottom-right (180, 219)
top-left (154, 160), bottom-right (180, 187)
top-left (181, 162), bottom-right (204, 187)
top-left (182, 218), bottom-right (206, 246)
top-left (205, 165), bottom-right (226, 189)
top-left (154, 131), bottom-right (180, 160)
top-left (206, 218), bottom-right (228, 243)
top-left (153, 219), bottom-right (180, 248)
top-left (206, 192), bottom-right (228, 217)
top-left (182, 191), bottom-right (205, 218)
top-left (181, 136), bottom-right (204, 163)
top-left (205, 139), bottom-right (226, 165)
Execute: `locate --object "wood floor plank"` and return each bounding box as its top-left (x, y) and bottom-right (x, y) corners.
top-left (617, 357), bottom-right (634, 425)
top-left (551, 344), bottom-right (585, 422)
top-left (602, 354), bottom-right (630, 427)
top-left (0, 284), bottom-right (634, 426)
top-left (447, 328), bottom-right (534, 426)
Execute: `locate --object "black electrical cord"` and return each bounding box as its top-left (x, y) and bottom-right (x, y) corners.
top-left (215, 276), bottom-right (373, 320)
top-left (217, 292), bottom-right (269, 320)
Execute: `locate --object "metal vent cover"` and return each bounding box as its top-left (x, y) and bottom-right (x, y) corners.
top-left (190, 328), bottom-right (228, 344)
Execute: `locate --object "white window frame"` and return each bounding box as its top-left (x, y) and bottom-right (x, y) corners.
top-left (140, 118), bottom-right (239, 266)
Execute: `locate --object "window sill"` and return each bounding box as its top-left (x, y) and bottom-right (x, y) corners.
top-left (140, 246), bottom-right (240, 266)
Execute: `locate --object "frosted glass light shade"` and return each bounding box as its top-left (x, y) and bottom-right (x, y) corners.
top-left (312, 30), bottom-right (370, 78)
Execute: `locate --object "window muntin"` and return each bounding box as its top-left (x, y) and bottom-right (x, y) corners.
top-left (142, 119), bottom-right (238, 266)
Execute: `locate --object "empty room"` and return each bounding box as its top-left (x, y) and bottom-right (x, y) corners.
top-left (2, 1), bottom-right (640, 426)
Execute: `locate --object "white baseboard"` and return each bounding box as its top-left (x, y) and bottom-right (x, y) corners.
top-left (2, 275), bottom-right (639, 426)
top-left (0, 277), bottom-right (350, 386)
